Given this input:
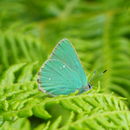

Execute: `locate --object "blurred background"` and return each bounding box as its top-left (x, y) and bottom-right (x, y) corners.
top-left (0, 0), bottom-right (130, 129)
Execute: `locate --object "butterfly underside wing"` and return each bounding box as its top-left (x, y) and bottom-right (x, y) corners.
top-left (38, 39), bottom-right (88, 96)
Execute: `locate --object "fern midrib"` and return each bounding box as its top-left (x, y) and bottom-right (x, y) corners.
top-left (43, 93), bottom-right (125, 104)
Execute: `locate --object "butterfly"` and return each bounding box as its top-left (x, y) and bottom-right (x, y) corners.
top-left (37, 39), bottom-right (91, 96)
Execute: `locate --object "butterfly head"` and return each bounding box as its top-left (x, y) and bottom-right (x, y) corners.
top-left (79, 83), bottom-right (92, 94)
top-left (88, 83), bottom-right (92, 89)
top-left (85, 83), bottom-right (92, 91)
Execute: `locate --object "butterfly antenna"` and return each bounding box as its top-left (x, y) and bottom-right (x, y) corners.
top-left (103, 69), bottom-right (107, 73)
top-left (89, 70), bottom-right (97, 83)
top-left (89, 69), bottom-right (107, 83)
top-left (101, 69), bottom-right (107, 76)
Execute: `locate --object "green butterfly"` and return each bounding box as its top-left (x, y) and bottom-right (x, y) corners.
top-left (38, 39), bottom-right (91, 96)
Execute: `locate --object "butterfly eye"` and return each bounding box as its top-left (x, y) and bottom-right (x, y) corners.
top-left (88, 84), bottom-right (92, 89)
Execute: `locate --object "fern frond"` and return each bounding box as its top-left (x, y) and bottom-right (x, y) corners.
top-left (0, 63), bottom-right (128, 127)
top-left (0, 118), bottom-right (30, 130)
top-left (60, 111), bottom-right (130, 130)
top-left (34, 111), bottom-right (130, 130)
top-left (0, 31), bottom-right (46, 72)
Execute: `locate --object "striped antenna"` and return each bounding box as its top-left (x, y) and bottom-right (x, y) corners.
top-left (89, 70), bottom-right (107, 83)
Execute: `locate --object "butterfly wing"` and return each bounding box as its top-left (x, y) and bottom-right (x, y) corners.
top-left (39, 59), bottom-right (83, 95)
top-left (50, 39), bottom-right (88, 87)
top-left (38, 39), bottom-right (88, 95)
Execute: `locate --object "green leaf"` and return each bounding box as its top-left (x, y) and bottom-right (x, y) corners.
top-left (0, 31), bottom-right (46, 72)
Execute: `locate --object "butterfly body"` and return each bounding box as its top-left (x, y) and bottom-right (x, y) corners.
top-left (38, 39), bottom-right (91, 96)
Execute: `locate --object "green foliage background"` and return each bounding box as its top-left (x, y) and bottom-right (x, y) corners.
top-left (0, 0), bottom-right (130, 129)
